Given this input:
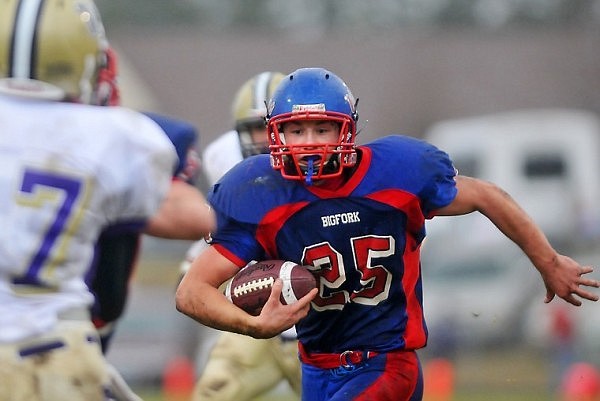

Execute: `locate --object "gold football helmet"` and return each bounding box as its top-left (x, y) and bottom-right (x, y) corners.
top-left (0, 0), bottom-right (117, 105)
top-left (231, 71), bottom-right (285, 158)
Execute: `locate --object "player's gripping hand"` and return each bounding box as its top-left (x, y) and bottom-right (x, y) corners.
top-left (250, 278), bottom-right (317, 339)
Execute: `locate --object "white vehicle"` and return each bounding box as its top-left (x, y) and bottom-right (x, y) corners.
top-left (421, 109), bottom-right (600, 349)
top-left (421, 241), bottom-right (540, 350)
top-left (425, 108), bottom-right (600, 249)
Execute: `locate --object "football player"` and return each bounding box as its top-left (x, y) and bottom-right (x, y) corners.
top-left (179, 71), bottom-right (303, 401)
top-left (0, 2), bottom-right (213, 401)
top-left (91, 111), bottom-right (201, 401)
top-left (176, 67), bottom-right (599, 401)
top-left (82, 38), bottom-right (203, 401)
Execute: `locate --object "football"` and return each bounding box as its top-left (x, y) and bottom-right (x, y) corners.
top-left (224, 260), bottom-right (317, 316)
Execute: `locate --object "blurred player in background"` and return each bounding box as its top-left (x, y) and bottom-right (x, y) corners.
top-left (92, 111), bottom-right (201, 401)
top-left (0, 1), bottom-right (213, 401)
top-left (87, 45), bottom-right (202, 356)
top-left (201, 71), bottom-right (284, 183)
top-left (179, 71), bottom-right (303, 401)
top-left (78, 39), bottom-right (203, 401)
top-left (176, 67), bottom-right (599, 401)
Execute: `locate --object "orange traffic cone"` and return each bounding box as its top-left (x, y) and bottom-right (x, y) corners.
top-left (423, 358), bottom-right (455, 401)
top-left (162, 356), bottom-right (196, 401)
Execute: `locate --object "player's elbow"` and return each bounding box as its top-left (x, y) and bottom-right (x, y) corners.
top-left (174, 280), bottom-right (197, 320)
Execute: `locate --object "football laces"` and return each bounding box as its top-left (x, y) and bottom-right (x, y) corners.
top-left (232, 277), bottom-right (275, 297)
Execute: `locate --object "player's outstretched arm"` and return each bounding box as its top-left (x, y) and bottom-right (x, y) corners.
top-left (435, 175), bottom-right (599, 306)
top-left (145, 180), bottom-right (215, 240)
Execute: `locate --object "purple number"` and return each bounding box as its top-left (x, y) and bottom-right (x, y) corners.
top-left (13, 169), bottom-right (82, 286)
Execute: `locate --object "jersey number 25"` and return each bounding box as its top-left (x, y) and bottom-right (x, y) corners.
top-left (302, 235), bottom-right (394, 311)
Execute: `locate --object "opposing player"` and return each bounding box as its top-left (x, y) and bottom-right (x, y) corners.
top-left (201, 71), bottom-right (284, 184)
top-left (85, 44), bottom-right (202, 355)
top-left (0, 2), bottom-right (213, 401)
top-left (176, 67), bottom-right (599, 401)
top-left (91, 112), bottom-right (201, 401)
top-left (91, 111), bottom-right (201, 353)
top-left (81, 36), bottom-right (203, 401)
top-left (179, 71), bottom-right (303, 401)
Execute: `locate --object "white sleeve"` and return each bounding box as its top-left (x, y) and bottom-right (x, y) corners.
top-left (102, 108), bottom-right (178, 224)
top-left (202, 130), bottom-right (244, 186)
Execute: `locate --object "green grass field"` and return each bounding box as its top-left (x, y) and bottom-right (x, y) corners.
top-left (131, 345), bottom-right (562, 401)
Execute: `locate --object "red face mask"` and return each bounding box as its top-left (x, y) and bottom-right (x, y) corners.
top-left (97, 47), bottom-right (121, 106)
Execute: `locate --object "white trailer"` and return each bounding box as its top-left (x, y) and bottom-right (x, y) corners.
top-left (424, 108), bottom-right (600, 250)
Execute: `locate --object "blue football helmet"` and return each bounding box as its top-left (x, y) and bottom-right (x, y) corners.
top-left (266, 68), bottom-right (359, 184)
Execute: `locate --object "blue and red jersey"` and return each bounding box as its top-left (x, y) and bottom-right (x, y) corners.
top-left (208, 135), bottom-right (457, 354)
top-left (143, 112), bottom-right (200, 183)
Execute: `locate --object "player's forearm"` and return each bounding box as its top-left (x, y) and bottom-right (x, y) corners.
top-left (145, 180), bottom-right (215, 240)
top-left (472, 178), bottom-right (559, 270)
top-left (439, 176), bottom-right (558, 270)
top-left (175, 279), bottom-right (258, 337)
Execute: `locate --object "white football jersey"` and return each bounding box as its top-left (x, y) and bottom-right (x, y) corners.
top-left (0, 94), bottom-right (177, 342)
top-left (201, 130), bottom-right (243, 187)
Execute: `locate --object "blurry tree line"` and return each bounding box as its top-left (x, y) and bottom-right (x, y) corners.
top-left (97, 0), bottom-right (599, 32)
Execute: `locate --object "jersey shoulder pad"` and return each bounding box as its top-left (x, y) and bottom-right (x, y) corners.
top-left (208, 155), bottom-right (288, 224)
top-left (364, 135), bottom-right (457, 208)
top-left (367, 135), bottom-right (437, 162)
top-left (366, 135), bottom-right (454, 174)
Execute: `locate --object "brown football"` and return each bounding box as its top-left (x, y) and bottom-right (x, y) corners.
top-left (225, 260), bottom-right (317, 316)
